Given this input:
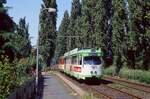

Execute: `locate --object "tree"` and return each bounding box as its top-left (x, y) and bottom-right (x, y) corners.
top-left (74, 16), bottom-right (83, 48)
top-left (96, 0), bottom-right (113, 67)
top-left (112, 0), bottom-right (129, 74)
top-left (128, 0), bottom-right (150, 70)
top-left (0, 1), bottom-right (33, 98)
top-left (14, 17), bottom-right (31, 58)
top-left (55, 10), bottom-right (70, 60)
top-left (0, 0), bottom-right (15, 61)
top-left (81, 0), bottom-right (97, 48)
top-left (67, 0), bottom-right (81, 50)
top-left (39, 0), bottom-right (57, 66)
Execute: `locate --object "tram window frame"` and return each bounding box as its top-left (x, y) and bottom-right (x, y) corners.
top-left (66, 57), bottom-right (71, 65)
top-left (64, 58), bottom-right (66, 65)
top-left (79, 56), bottom-right (82, 65)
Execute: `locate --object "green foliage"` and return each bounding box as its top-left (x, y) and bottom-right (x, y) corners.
top-left (54, 10), bottom-right (70, 61)
top-left (39, 0), bottom-right (57, 66)
top-left (112, 0), bottom-right (135, 73)
top-left (120, 68), bottom-right (150, 84)
top-left (128, 0), bottom-right (150, 70)
top-left (0, 18), bottom-right (31, 61)
top-left (70, 0), bottom-right (81, 20)
top-left (15, 17), bottom-right (31, 58)
top-left (81, 0), bottom-right (95, 48)
top-left (104, 66), bottom-right (150, 84)
top-left (81, 93), bottom-right (95, 99)
top-left (0, 1), bottom-right (33, 98)
top-left (67, 0), bottom-right (81, 49)
top-left (103, 66), bottom-right (115, 76)
top-left (0, 56), bottom-right (17, 98)
top-left (66, 0), bottom-right (113, 53)
top-left (0, 56), bottom-right (35, 99)
top-left (0, 3), bottom-right (31, 61)
top-left (74, 16), bottom-right (83, 48)
top-left (0, 3), bottom-right (16, 61)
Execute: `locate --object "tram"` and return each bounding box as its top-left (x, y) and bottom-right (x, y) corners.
top-left (58, 48), bottom-right (103, 80)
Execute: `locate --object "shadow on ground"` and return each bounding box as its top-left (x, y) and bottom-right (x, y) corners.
top-left (36, 76), bottom-right (44, 99)
top-left (83, 79), bottom-right (113, 85)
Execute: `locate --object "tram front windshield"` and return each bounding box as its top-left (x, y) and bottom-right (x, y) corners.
top-left (84, 56), bottom-right (101, 65)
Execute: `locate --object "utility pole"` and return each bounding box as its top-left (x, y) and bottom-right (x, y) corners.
top-left (36, 7), bottom-right (56, 93)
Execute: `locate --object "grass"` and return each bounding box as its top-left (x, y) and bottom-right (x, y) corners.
top-left (81, 93), bottom-right (97, 99)
top-left (103, 66), bottom-right (150, 84)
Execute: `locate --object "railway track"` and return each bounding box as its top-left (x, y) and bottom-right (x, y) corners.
top-left (58, 72), bottom-right (143, 99)
top-left (90, 84), bottom-right (141, 99)
top-left (103, 76), bottom-right (150, 93)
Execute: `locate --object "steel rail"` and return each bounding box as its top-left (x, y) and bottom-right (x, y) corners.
top-left (103, 76), bottom-right (150, 93)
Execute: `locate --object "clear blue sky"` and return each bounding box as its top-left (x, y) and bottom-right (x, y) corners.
top-left (6, 0), bottom-right (72, 46)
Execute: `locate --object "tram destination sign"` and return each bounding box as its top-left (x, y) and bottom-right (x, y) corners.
top-left (89, 52), bottom-right (97, 56)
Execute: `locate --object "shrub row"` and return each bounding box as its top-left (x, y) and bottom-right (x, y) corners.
top-left (0, 56), bottom-right (36, 99)
top-left (103, 66), bottom-right (150, 84)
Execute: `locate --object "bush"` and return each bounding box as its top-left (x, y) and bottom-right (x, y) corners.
top-left (0, 56), bottom-right (35, 99)
top-left (104, 66), bottom-right (150, 84)
top-left (0, 57), bottom-right (18, 98)
top-left (120, 68), bottom-right (150, 84)
top-left (103, 66), bottom-right (115, 76)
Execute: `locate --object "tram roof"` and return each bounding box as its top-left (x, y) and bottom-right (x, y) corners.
top-left (64, 48), bottom-right (102, 57)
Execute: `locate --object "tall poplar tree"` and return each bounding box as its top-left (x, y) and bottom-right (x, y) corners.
top-left (39, 0), bottom-right (57, 66)
top-left (74, 15), bottom-right (83, 48)
top-left (81, 0), bottom-right (97, 48)
top-left (112, 0), bottom-right (129, 74)
top-left (97, 0), bottom-right (113, 67)
top-left (55, 10), bottom-right (70, 60)
top-left (80, 0), bottom-right (113, 50)
top-left (128, 0), bottom-right (150, 70)
top-left (67, 0), bottom-right (81, 50)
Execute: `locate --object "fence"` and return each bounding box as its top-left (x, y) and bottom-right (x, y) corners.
top-left (7, 78), bottom-right (36, 99)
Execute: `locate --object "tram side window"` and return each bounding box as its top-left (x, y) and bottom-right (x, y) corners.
top-left (72, 56), bottom-right (77, 65)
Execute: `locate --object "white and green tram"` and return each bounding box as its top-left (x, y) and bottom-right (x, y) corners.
top-left (59, 48), bottom-right (103, 80)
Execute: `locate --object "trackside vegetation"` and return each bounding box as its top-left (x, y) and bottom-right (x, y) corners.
top-left (103, 66), bottom-right (150, 84)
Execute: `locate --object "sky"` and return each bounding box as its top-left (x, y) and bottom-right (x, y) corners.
top-left (6, 0), bottom-right (72, 46)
